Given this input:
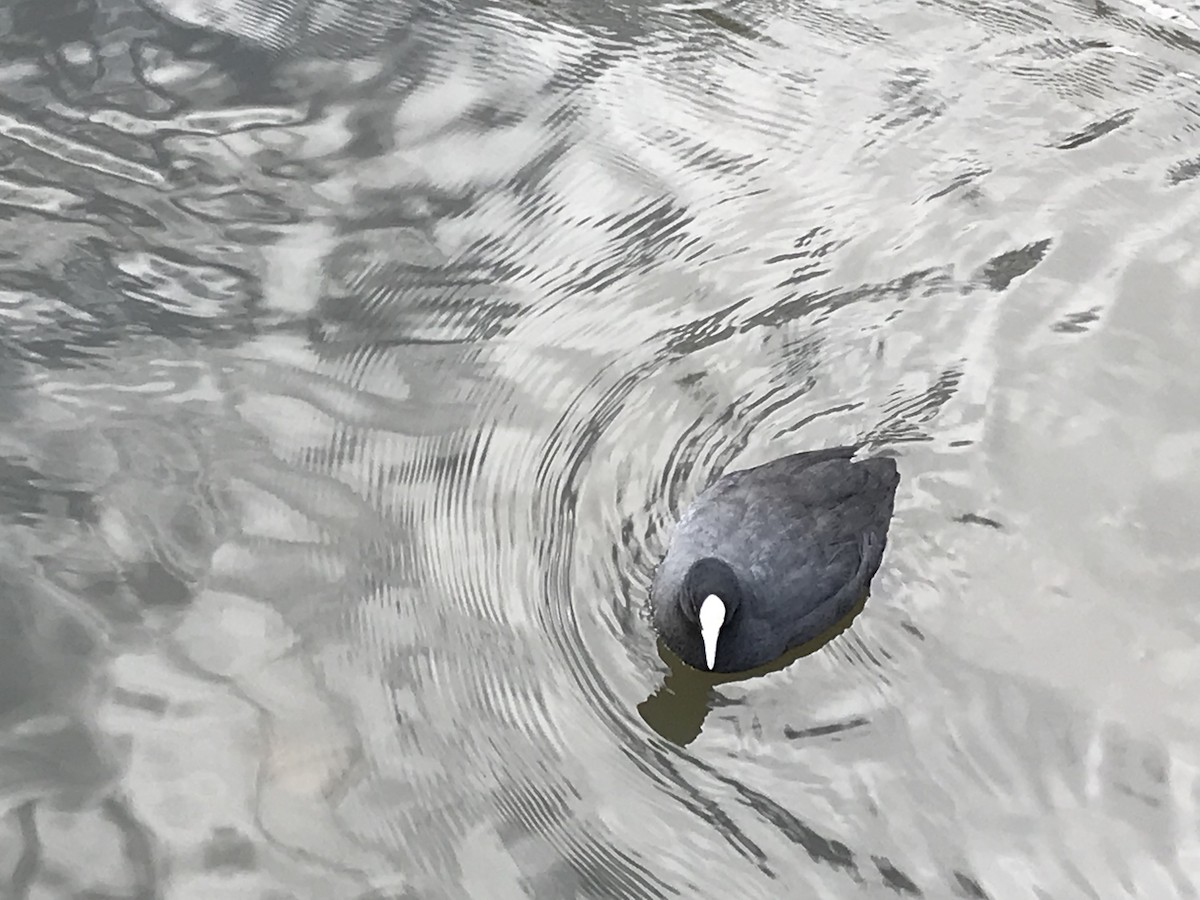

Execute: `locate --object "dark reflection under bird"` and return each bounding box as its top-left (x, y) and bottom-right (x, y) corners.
top-left (639, 593), bottom-right (869, 746)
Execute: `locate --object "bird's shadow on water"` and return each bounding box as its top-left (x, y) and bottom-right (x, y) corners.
top-left (637, 594), bottom-right (868, 746)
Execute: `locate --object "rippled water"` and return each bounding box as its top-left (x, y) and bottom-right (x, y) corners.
top-left (2, 0), bottom-right (1200, 896)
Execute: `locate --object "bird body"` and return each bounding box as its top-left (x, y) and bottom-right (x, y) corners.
top-left (651, 446), bottom-right (899, 673)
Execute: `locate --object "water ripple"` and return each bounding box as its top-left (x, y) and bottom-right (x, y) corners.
top-left (4, 0), bottom-right (1200, 896)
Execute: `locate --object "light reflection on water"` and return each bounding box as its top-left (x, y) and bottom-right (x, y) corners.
top-left (1, 0), bottom-right (1200, 896)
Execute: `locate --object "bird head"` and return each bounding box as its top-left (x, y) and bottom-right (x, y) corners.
top-left (683, 557), bottom-right (743, 670)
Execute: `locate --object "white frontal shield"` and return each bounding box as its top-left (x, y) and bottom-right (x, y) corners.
top-left (698, 594), bottom-right (726, 670)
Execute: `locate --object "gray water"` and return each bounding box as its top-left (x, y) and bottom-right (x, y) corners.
top-left (1, 0), bottom-right (1199, 897)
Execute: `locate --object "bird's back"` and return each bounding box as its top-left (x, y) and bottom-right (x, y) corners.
top-left (667, 447), bottom-right (899, 634)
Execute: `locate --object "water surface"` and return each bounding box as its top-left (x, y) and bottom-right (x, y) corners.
top-left (2, 0), bottom-right (1200, 896)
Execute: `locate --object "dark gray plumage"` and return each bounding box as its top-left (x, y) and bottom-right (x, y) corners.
top-left (651, 446), bottom-right (899, 673)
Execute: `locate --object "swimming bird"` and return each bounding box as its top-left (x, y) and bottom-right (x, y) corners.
top-left (650, 446), bottom-right (899, 673)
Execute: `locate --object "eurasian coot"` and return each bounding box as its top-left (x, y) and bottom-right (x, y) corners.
top-left (651, 445), bottom-right (899, 673)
